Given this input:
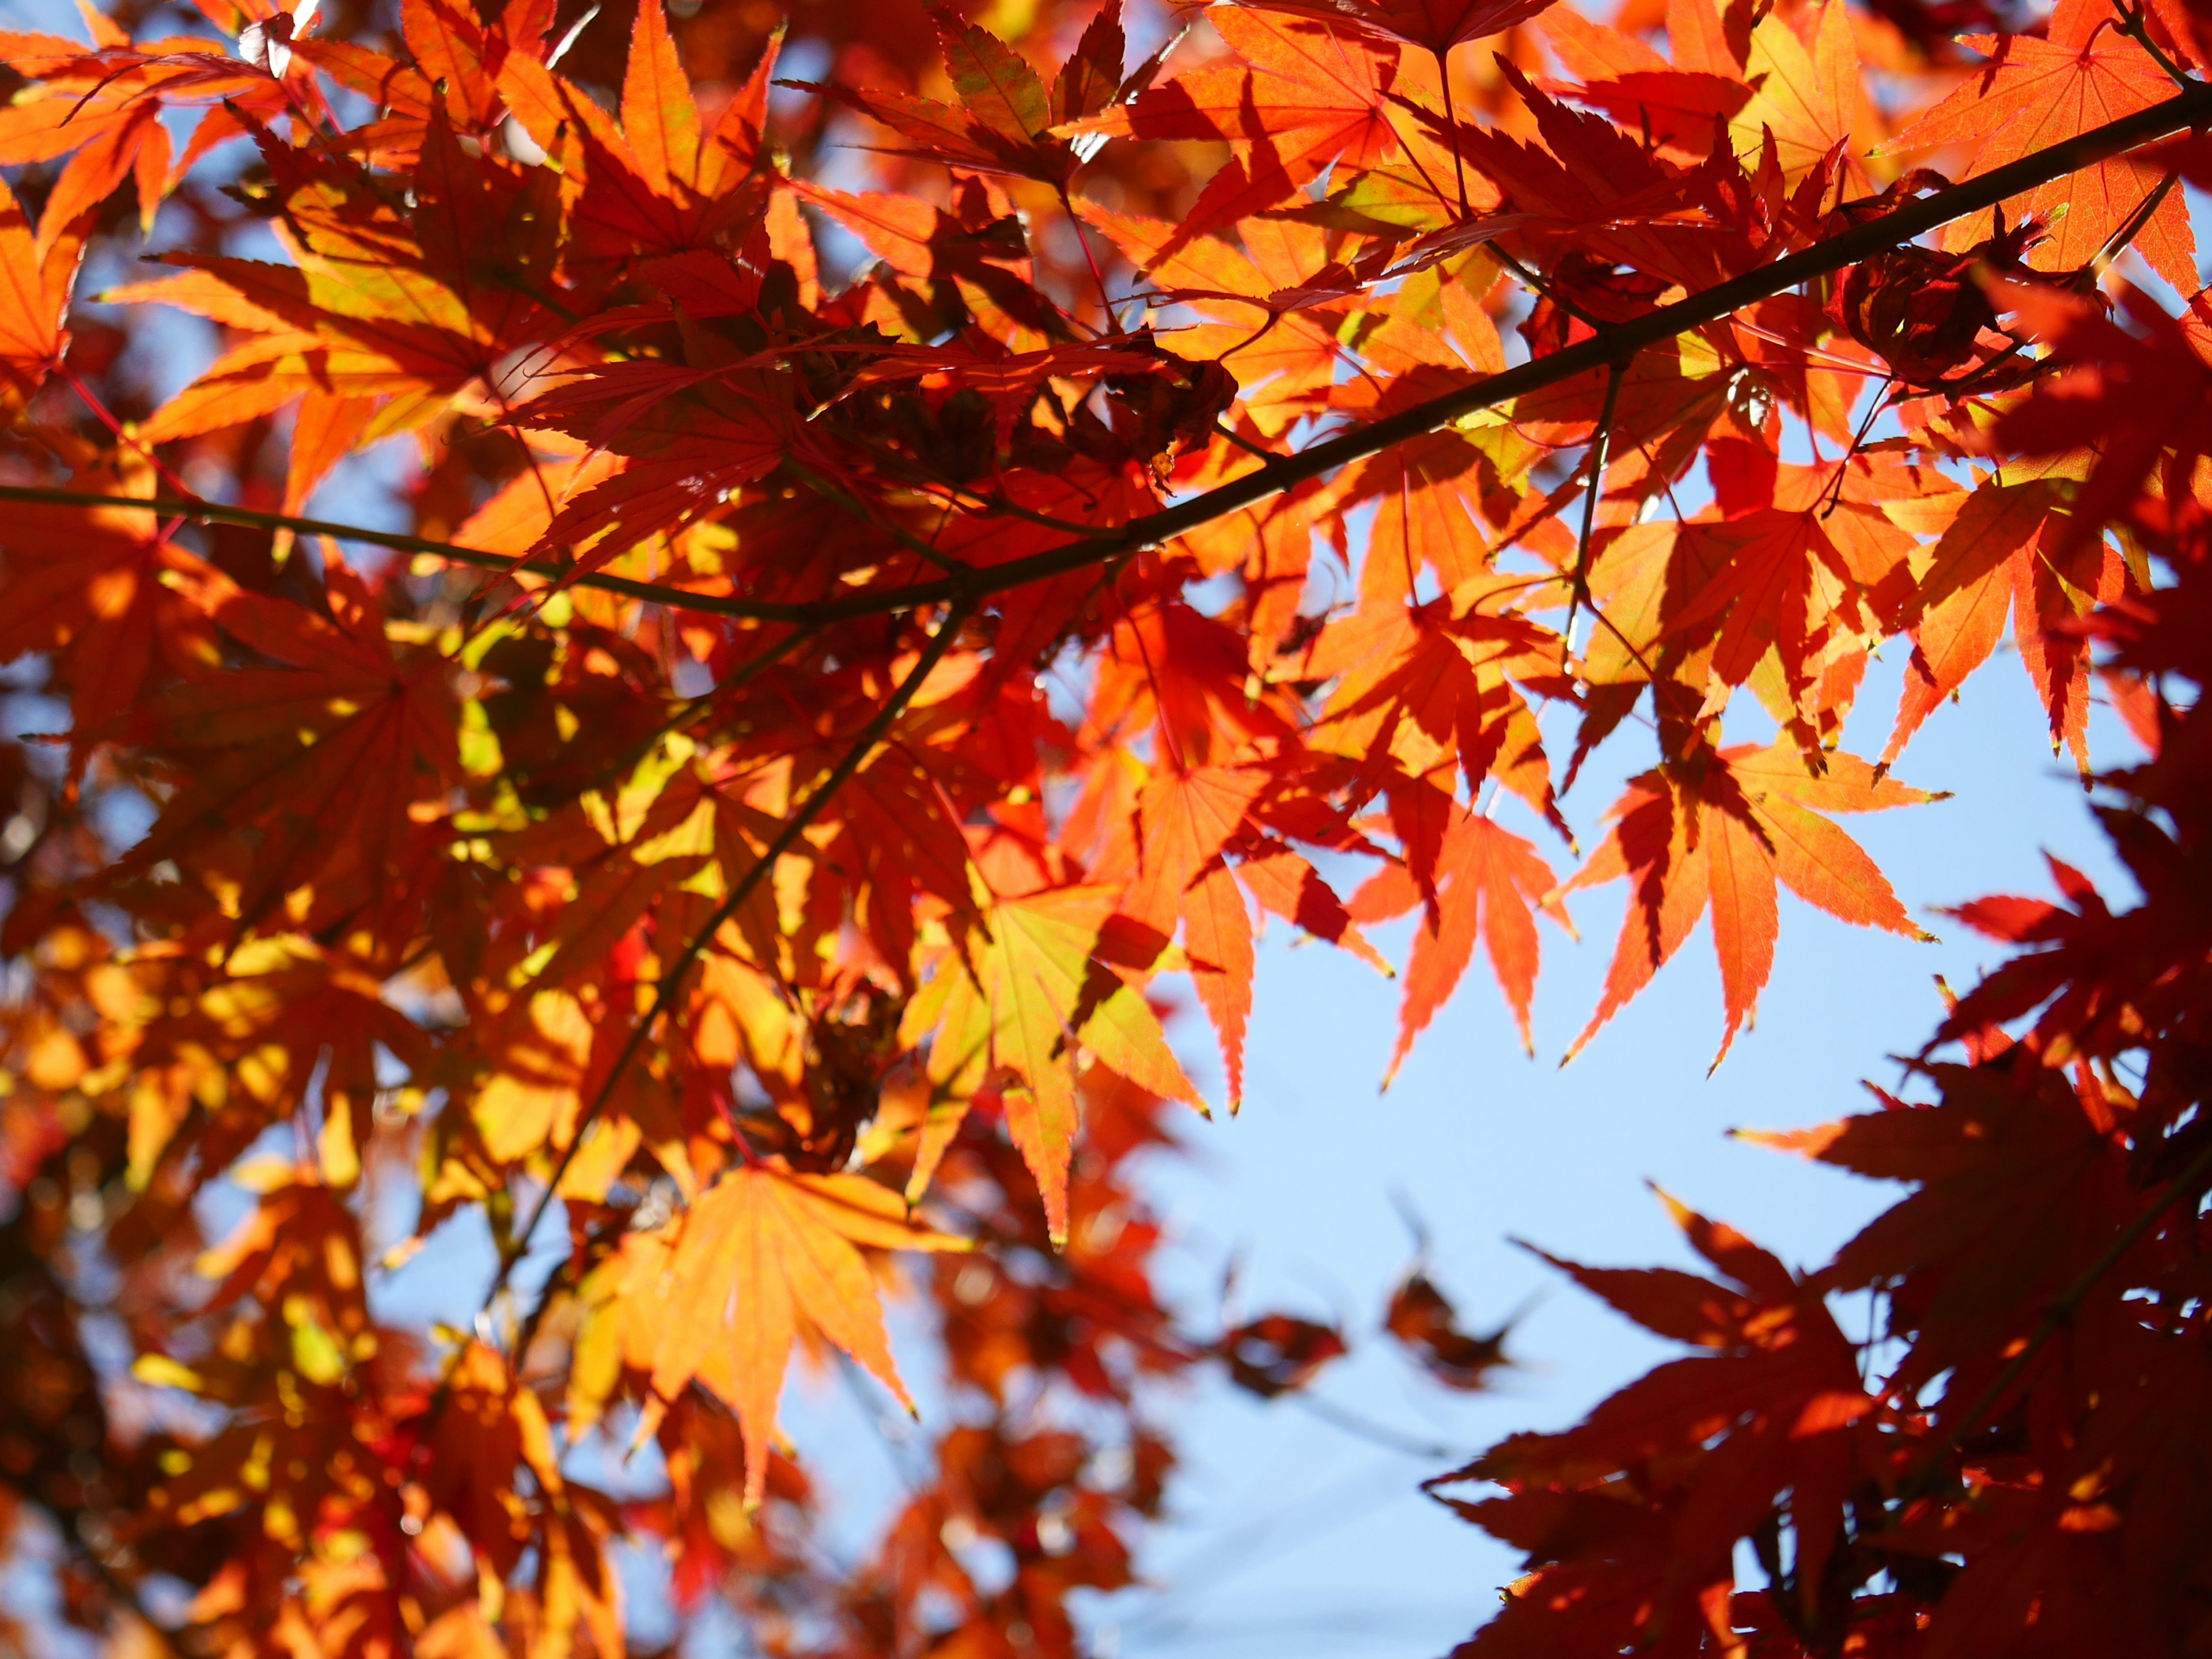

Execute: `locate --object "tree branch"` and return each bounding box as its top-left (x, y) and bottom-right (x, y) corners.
top-left (741, 82), bottom-right (2212, 626)
top-left (0, 483), bottom-right (828, 622)
top-left (20, 80), bottom-right (2212, 642)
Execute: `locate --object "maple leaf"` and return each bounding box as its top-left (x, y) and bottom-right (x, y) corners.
top-left (1066, 9), bottom-right (1415, 256)
top-left (424, 1342), bottom-right (626, 1658)
top-left (1930, 849), bottom-right (2211, 1062)
top-left (1537, 3), bottom-right (1751, 159)
top-left (1991, 280), bottom-right (2212, 550)
top-left (1881, 475), bottom-right (2121, 771)
top-left (905, 883), bottom-right (1200, 1240)
top-left (793, 3), bottom-right (1129, 188)
top-left (1304, 583), bottom-right (1566, 823)
top-left (0, 23), bottom-right (282, 240)
top-left (519, 366), bottom-right (805, 573)
top-left (1660, 507), bottom-right (1880, 725)
top-left (1181, 856), bottom-right (1259, 1109)
top-left (1443, 1195), bottom-right (1874, 1658)
top-left (1217, 1312), bottom-right (1348, 1396)
top-left (110, 563), bottom-right (459, 935)
top-left (1384, 1266), bottom-right (1516, 1388)
top-left (0, 175), bottom-right (84, 417)
top-left (107, 131), bottom-right (560, 499)
top-left (1751, 1060), bottom-right (2134, 1392)
top-left (0, 497), bottom-right (214, 758)
top-left (1351, 801), bottom-right (1563, 1074)
top-left (1726, 0), bottom-right (1866, 187)
top-left (1563, 741), bottom-right (1937, 1065)
top-left (632, 1165), bottom-right (966, 1507)
top-left (1882, 0), bottom-right (2196, 289)
top-left (1078, 203), bottom-right (1361, 425)
top-left (1117, 763), bottom-right (1269, 1101)
top-left (120, 934), bottom-right (432, 1188)
top-left (495, 2), bottom-right (780, 260)
top-left (21, 0), bottom-right (2212, 1643)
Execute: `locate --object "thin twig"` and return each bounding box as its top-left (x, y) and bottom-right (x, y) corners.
top-left (0, 483), bottom-right (814, 620)
top-left (1289, 1391), bottom-right (1468, 1461)
top-left (2088, 165), bottom-right (2181, 281)
top-left (1819, 373), bottom-right (1895, 520)
top-left (1490, 246), bottom-right (1602, 331)
top-left (1060, 182), bottom-right (1120, 324)
top-left (1566, 357), bottom-right (1630, 656)
top-left (1213, 419), bottom-right (1285, 466)
top-left (2112, 0), bottom-right (2195, 89)
top-left (56, 366), bottom-right (200, 502)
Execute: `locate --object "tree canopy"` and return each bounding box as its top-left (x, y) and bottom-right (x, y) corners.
top-left (1, 0), bottom-right (2211, 1652)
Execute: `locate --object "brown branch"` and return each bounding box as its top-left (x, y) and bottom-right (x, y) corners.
top-left (26, 80), bottom-right (2212, 642)
top-left (744, 81), bottom-right (2212, 627)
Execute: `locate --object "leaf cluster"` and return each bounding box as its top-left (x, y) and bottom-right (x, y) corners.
top-left (0, 0), bottom-right (2207, 1651)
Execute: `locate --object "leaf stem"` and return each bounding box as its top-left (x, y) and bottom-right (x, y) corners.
top-left (1436, 47), bottom-right (1471, 219)
top-left (1060, 181), bottom-right (1120, 324)
top-left (56, 366), bottom-right (200, 502)
top-left (1289, 1391), bottom-right (1468, 1461)
top-left (1819, 373), bottom-right (1894, 520)
top-left (2111, 0), bottom-right (2195, 89)
top-left (1489, 246), bottom-right (1602, 331)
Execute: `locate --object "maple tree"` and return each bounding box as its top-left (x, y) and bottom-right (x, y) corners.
top-left (0, 0), bottom-right (2210, 1649)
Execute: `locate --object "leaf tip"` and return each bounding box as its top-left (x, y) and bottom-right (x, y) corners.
top-left (1646, 1183), bottom-right (1693, 1230)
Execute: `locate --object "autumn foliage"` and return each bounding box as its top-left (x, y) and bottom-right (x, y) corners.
top-left (0, 0), bottom-right (2210, 1650)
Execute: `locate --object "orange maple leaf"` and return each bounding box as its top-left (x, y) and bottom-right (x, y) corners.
top-left (1883, 0), bottom-right (2195, 288)
top-left (633, 1166), bottom-right (967, 1508)
top-left (1564, 741), bottom-right (1937, 1065)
